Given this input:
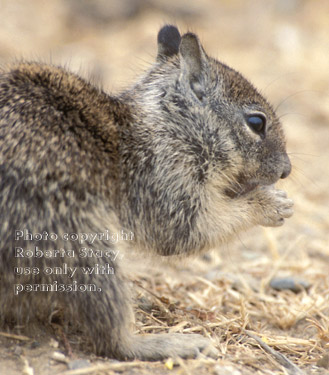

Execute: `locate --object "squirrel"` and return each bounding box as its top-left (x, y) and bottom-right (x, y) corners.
top-left (0, 25), bottom-right (293, 361)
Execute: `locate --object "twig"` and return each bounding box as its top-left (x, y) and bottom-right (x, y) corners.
top-left (56, 361), bottom-right (145, 375)
top-left (0, 331), bottom-right (30, 341)
top-left (244, 330), bottom-right (306, 375)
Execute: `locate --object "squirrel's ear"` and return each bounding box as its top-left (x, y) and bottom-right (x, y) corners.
top-left (179, 32), bottom-right (207, 101)
top-left (157, 25), bottom-right (181, 62)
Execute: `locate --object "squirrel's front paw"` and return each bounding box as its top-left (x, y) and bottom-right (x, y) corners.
top-left (253, 187), bottom-right (294, 227)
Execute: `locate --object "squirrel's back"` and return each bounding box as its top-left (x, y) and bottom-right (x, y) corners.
top-left (0, 63), bottom-right (128, 259)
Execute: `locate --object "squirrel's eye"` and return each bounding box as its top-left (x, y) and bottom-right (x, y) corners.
top-left (246, 114), bottom-right (266, 136)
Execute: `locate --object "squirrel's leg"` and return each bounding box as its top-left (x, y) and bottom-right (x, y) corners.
top-left (67, 264), bottom-right (218, 360)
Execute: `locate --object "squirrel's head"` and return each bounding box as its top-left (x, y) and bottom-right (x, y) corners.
top-left (133, 25), bottom-right (291, 199)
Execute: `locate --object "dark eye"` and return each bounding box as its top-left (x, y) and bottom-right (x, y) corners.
top-left (246, 114), bottom-right (266, 137)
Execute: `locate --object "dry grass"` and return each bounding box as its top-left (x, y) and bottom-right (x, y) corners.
top-left (0, 0), bottom-right (328, 374)
top-left (124, 241), bottom-right (329, 375)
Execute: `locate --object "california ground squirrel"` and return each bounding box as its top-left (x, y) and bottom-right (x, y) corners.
top-left (0, 25), bottom-right (293, 360)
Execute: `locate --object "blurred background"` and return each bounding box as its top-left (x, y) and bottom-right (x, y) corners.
top-left (1, 0), bottom-right (327, 256)
top-left (0, 1), bottom-right (328, 373)
top-left (1, 0), bottom-right (328, 306)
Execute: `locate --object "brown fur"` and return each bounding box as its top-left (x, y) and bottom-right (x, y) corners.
top-left (0, 25), bottom-right (293, 360)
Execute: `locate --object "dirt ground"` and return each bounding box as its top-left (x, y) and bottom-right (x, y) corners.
top-left (0, 0), bottom-right (328, 374)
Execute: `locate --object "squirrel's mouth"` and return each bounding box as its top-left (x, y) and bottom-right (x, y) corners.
top-left (224, 181), bottom-right (259, 198)
top-left (224, 174), bottom-right (277, 199)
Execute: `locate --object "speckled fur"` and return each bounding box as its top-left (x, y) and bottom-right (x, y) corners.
top-left (0, 25), bottom-right (293, 360)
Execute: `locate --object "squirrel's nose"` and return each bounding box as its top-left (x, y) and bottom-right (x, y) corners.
top-left (280, 155), bottom-right (291, 179)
